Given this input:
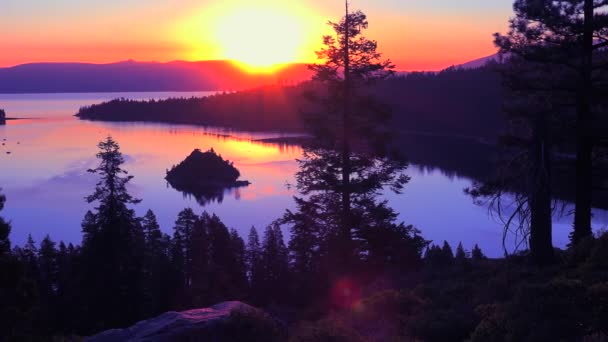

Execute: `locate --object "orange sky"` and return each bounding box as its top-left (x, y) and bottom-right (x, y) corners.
top-left (0, 0), bottom-right (514, 71)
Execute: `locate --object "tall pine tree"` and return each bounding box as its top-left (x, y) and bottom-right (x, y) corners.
top-left (80, 136), bottom-right (145, 331)
top-left (284, 3), bottom-right (423, 282)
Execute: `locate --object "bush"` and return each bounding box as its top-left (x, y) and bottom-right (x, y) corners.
top-left (289, 319), bottom-right (364, 342)
top-left (405, 307), bottom-right (476, 342)
top-left (471, 279), bottom-right (588, 342)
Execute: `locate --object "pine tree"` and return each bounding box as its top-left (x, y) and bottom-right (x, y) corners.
top-left (140, 209), bottom-right (171, 316)
top-left (80, 136), bottom-right (144, 331)
top-left (471, 244), bottom-right (486, 261)
top-left (455, 242), bottom-right (467, 260)
top-left (441, 241), bottom-right (454, 264)
top-left (21, 234), bottom-right (39, 276)
top-left (190, 213), bottom-right (210, 307)
top-left (228, 228), bottom-right (248, 300)
top-left (246, 226), bottom-right (264, 303)
top-left (285, 2), bottom-right (413, 279)
top-left (493, 0), bottom-right (608, 246)
top-left (0, 189), bottom-right (11, 258)
top-left (38, 235), bottom-right (58, 334)
top-left (172, 208), bottom-right (198, 305)
top-left (260, 224), bottom-right (289, 304)
top-left (55, 241), bottom-right (81, 333)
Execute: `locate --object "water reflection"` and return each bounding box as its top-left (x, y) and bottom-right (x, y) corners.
top-left (0, 92), bottom-right (606, 257)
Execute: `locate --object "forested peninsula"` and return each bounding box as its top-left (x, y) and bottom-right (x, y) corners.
top-left (76, 66), bottom-right (504, 138)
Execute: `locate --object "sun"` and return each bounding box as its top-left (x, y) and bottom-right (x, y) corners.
top-left (214, 6), bottom-right (307, 72)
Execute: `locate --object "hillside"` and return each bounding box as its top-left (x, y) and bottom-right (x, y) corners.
top-left (0, 60), bottom-right (311, 93)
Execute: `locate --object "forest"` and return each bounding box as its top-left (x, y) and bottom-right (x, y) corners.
top-left (3, 0), bottom-right (608, 341)
top-left (75, 66), bottom-right (504, 139)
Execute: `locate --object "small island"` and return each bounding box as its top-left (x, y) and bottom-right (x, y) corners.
top-left (0, 109), bottom-right (5, 125)
top-left (166, 148), bottom-right (250, 205)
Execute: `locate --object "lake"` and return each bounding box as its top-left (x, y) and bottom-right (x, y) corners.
top-left (1, 92), bottom-right (606, 257)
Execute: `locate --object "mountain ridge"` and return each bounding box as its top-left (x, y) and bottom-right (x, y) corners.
top-left (0, 55), bottom-right (497, 93)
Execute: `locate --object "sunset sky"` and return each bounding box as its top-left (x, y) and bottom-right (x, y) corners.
top-left (1, 0), bottom-right (514, 71)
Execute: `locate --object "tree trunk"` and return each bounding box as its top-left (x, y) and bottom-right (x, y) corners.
top-left (340, 0), bottom-right (353, 269)
top-left (529, 112), bottom-right (554, 264)
top-left (572, 0), bottom-right (594, 244)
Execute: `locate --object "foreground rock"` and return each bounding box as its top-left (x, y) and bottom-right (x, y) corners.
top-left (87, 301), bottom-right (282, 342)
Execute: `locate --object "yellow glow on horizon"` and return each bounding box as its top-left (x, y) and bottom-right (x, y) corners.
top-left (179, 1), bottom-right (328, 73)
top-left (215, 6), bottom-right (303, 72)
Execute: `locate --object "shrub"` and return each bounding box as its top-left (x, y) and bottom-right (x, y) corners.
top-left (289, 319), bottom-right (363, 342)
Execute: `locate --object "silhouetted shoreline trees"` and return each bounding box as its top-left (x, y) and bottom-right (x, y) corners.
top-left (74, 66), bottom-right (507, 139)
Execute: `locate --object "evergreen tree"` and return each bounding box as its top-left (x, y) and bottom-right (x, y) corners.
top-left (38, 235), bottom-right (58, 334)
top-left (471, 244), bottom-right (486, 261)
top-left (190, 213), bottom-right (210, 307)
top-left (441, 241), bottom-right (454, 264)
top-left (206, 213), bottom-right (235, 302)
top-left (80, 136), bottom-right (144, 331)
top-left (285, 3), bottom-right (416, 282)
top-left (20, 234), bottom-right (39, 276)
top-left (171, 208), bottom-right (198, 305)
top-left (228, 228), bottom-right (248, 300)
top-left (246, 226), bottom-right (264, 303)
top-left (260, 224), bottom-right (289, 304)
top-left (455, 242), bottom-right (468, 261)
top-left (493, 0), bottom-right (608, 246)
top-left (55, 241), bottom-right (82, 333)
top-left (141, 209), bottom-right (172, 316)
top-left (0, 189), bottom-right (10, 258)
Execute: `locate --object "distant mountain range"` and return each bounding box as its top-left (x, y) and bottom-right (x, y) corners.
top-left (0, 55), bottom-right (499, 94)
top-left (0, 60), bottom-right (312, 94)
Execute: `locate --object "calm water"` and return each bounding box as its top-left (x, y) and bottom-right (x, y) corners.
top-left (0, 92), bottom-right (606, 257)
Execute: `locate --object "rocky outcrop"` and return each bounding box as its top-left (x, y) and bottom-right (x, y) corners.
top-left (86, 301), bottom-right (266, 342)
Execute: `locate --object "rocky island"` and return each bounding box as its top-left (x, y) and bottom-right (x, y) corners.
top-left (0, 109), bottom-right (6, 125)
top-left (166, 148), bottom-right (250, 205)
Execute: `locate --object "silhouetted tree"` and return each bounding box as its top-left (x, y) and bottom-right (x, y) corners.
top-left (285, 3), bottom-right (415, 282)
top-left (228, 228), bottom-right (248, 299)
top-left (37, 235), bottom-right (58, 334)
top-left (171, 208), bottom-right (198, 305)
top-left (471, 244), bottom-right (486, 261)
top-left (441, 241), bottom-right (454, 261)
top-left (246, 226), bottom-right (265, 303)
top-left (0, 189), bottom-right (10, 258)
top-left (494, 0), bottom-right (608, 246)
top-left (55, 241), bottom-right (82, 333)
top-left (141, 209), bottom-right (172, 316)
top-left (189, 212), bottom-right (211, 307)
top-left (455, 242), bottom-right (468, 261)
top-left (80, 136), bottom-right (145, 331)
top-left (260, 224), bottom-right (289, 304)
top-left (206, 212), bottom-right (238, 302)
